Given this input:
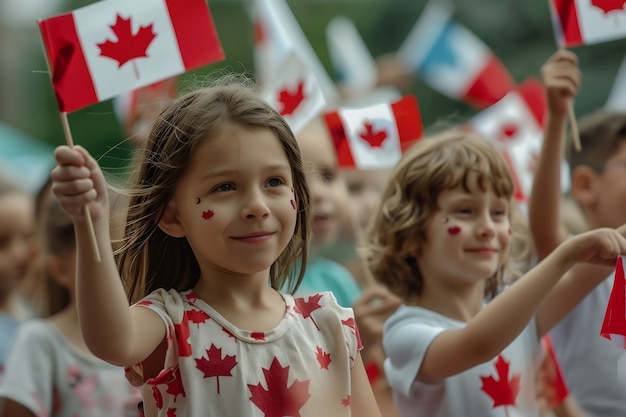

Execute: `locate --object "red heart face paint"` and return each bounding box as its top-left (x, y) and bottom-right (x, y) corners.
top-left (202, 210), bottom-right (214, 220)
top-left (195, 197), bottom-right (201, 205)
top-left (447, 226), bottom-right (461, 235)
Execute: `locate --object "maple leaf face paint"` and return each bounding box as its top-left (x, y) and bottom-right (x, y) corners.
top-left (202, 210), bottom-right (214, 221)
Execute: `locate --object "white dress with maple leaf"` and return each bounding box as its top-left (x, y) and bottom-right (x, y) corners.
top-left (126, 289), bottom-right (362, 417)
top-left (383, 305), bottom-right (541, 417)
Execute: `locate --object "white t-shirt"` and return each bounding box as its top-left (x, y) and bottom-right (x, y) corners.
top-left (0, 319), bottom-right (141, 417)
top-left (549, 278), bottom-right (626, 416)
top-left (127, 289), bottom-right (362, 417)
top-left (383, 305), bottom-right (541, 417)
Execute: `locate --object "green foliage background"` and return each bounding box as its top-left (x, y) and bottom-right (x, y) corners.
top-left (7, 0), bottom-right (626, 177)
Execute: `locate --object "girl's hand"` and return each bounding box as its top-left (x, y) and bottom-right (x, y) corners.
top-left (566, 228), bottom-right (626, 267)
top-left (50, 145), bottom-right (109, 224)
top-left (541, 49), bottom-right (581, 119)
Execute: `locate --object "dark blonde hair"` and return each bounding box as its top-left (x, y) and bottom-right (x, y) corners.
top-left (116, 79), bottom-right (310, 304)
top-left (365, 129), bottom-right (515, 300)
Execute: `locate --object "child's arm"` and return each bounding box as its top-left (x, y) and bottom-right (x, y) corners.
top-left (51, 145), bottom-right (165, 366)
top-left (350, 352), bottom-right (384, 417)
top-left (418, 228), bottom-right (626, 381)
top-left (528, 50), bottom-right (581, 260)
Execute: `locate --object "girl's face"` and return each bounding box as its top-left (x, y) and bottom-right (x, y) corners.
top-left (344, 168), bottom-right (390, 231)
top-left (297, 121), bottom-right (347, 247)
top-left (163, 123), bottom-right (297, 280)
top-left (417, 178), bottom-right (512, 292)
top-left (0, 193), bottom-right (35, 300)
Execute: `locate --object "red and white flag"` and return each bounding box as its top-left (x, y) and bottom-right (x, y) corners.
top-left (39, 0), bottom-right (224, 113)
top-left (252, 0), bottom-right (338, 105)
top-left (262, 51), bottom-right (326, 135)
top-left (398, 0), bottom-right (515, 109)
top-left (323, 95), bottom-right (422, 169)
top-left (601, 256), bottom-right (626, 344)
top-left (469, 79), bottom-right (571, 205)
top-left (607, 54), bottom-right (626, 111)
top-left (549, 0), bottom-right (626, 47)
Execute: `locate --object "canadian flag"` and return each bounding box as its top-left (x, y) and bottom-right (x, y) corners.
top-left (549, 0), bottom-right (626, 47)
top-left (469, 78), bottom-right (572, 205)
top-left (38, 0), bottom-right (224, 113)
top-left (323, 95), bottom-right (422, 169)
top-left (262, 51), bottom-right (326, 135)
top-left (601, 256), bottom-right (626, 344)
top-left (252, 0), bottom-right (338, 105)
top-left (397, 0), bottom-right (515, 109)
top-left (606, 54), bottom-right (626, 111)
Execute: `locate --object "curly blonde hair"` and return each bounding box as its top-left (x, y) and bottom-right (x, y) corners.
top-left (365, 129), bottom-right (517, 301)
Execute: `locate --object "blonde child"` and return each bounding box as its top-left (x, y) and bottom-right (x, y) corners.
top-left (529, 49), bottom-right (626, 416)
top-left (365, 130), bottom-right (626, 416)
top-left (0, 191), bottom-right (142, 416)
top-left (50, 80), bottom-right (382, 417)
top-left (0, 178), bottom-right (36, 376)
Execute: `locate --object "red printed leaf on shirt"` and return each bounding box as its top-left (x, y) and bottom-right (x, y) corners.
top-left (174, 312), bottom-right (192, 357)
top-left (164, 367), bottom-right (186, 402)
top-left (152, 385), bottom-right (163, 409)
top-left (187, 308), bottom-right (210, 327)
top-left (342, 395), bottom-right (351, 407)
top-left (97, 15), bottom-right (156, 69)
top-left (480, 354), bottom-right (521, 409)
top-left (195, 344), bottom-right (238, 393)
top-left (167, 408), bottom-right (176, 417)
top-left (251, 331), bottom-right (266, 341)
top-left (294, 293), bottom-right (323, 330)
top-left (248, 357), bottom-right (311, 417)
top-left (359, 122), bottom-right (388, 148)
top-left (316, 346), bottom-right (332, 370)
top-left (277, 81), bottom-right (305, 116)
top-left (591, 0), bottom-right (626, 14)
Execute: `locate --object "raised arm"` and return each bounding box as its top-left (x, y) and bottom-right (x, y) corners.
top-left (418, 228), bottom-right (626, 381)
top-left (528, 50), bottom-right (581, 259)
top-left (51, 145), bottom-right (165, 366)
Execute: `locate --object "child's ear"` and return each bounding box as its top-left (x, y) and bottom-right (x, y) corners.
top-left (158, 201), bottom-right (186, 238)
top-left (570, 165), bottom-right (597, 207)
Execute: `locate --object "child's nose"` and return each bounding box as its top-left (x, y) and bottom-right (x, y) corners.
top-left (475, 213), bottom-right (496, 237)
top-left (241, 189), bottom-right (270, 219)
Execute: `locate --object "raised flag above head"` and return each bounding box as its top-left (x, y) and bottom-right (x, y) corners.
top-left (252, 0), bottom-right (338, 105)
top-left (323, 95), bottom-right (422, 170)
top-left (549, 0), bottom-right (626, 48)
top-left (397, 0), bottom-right (515, 109)
top-left (469, 78), bottom-right (572, 205)
top-left (325, 16), bottom-right (377, 100)
top-left (262, 51), bottom-right (326, 135)
top-left (606, 54), bottom-right (626, 111)
top-left (38, 0), bottom-right (224, 113)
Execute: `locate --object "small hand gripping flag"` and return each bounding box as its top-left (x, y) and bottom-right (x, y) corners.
top-left (601, 255), bottom-right (626, 344)
top-left (38, 0), bottom-right (224, 113)
top-left (323, 95), bottom-right (422, 170)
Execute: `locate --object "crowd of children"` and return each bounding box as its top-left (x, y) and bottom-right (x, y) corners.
top-left (1, 11), bottom-right (626, 417)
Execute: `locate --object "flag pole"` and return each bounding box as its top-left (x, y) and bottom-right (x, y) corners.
top-left (567, 100), bottom-right (581, 152)
top-left (59, 112), bottom-right (102, 263)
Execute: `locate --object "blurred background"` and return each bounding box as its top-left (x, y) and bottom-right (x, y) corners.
top-left (1, 0), bottom-right (625, 187)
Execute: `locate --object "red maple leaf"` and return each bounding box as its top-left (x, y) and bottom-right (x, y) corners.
top-left (294, 293), bottom-right (323, 330)
top-left (97, 14), bottom-right (157, 78)
top-left (251, 331), bottom-right (266, 341)
top-left (187, 308), bottom-right (210, 327)
top-left (152, 385), bottom-right (163, 409)
top-left (163, 367), bottom-right (186, 402)
top-left (591, 0), bottom-right (626, 14)
top-left (202, 209), bottom-right (214, 220)
top-left (173, 315), bottom-right (192, 357)
top-left (167, 408), bottom-right (176, 417)
top-left (341, 395), bottom-right (351, 407)
top-left (277, 81), bottom-right (305, 116)
top-left (359, 122), bottom-right (388, 148)
top-left (221, 327), bottom-right (238, 342)
top-left (315, 346), bottom-right (332, 370)
top-left (195, 344), bottom-right (238, 393)
top-left (480, 354), bottom-right (521, 413)
top-left (497, 123), bottom-right (519, 143)
top-left (248, 357), bottom-right (311, 417)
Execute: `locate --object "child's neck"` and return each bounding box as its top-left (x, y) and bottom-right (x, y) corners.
top-left (416, 283), bottom-right (485, 323)
top-left (48, 302), bottom-right (91, 356)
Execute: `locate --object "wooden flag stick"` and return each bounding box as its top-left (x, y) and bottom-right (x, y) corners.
top-left (60, 112), bottom-right (102, 263)
top-left (567, 100), bottom-right (581, 152)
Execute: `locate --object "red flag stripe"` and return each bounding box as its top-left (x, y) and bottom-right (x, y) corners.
top-left (462, 54), bottom-right (515, 110)
top-left (390, 95), bottom-right (423, 152)
top-left (552, 0), bottom-right (583, 47)
top-left (38, 14), bottom-right (98, 113)
top-left (517, 78), bottom-right (547, 127)
top-left (601, 256), bottom-right (626, 340)
top-left (324, 111), bottom-right (356, 168)
top-left (165, 0), bottom-right (224, 70)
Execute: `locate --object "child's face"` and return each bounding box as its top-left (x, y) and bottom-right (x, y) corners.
top-left (344, 168), bottom-right (390, 231)
top-left (418, 179), bottom-right (512, 291)
top-left (297, 120), bottom-right (347, 246)
top-left (163, 123), bottom-right (297, 279)
top-left (587, 141), bottom-right (626, 229)
top-left (0, 193), bottom-right (35, 299)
